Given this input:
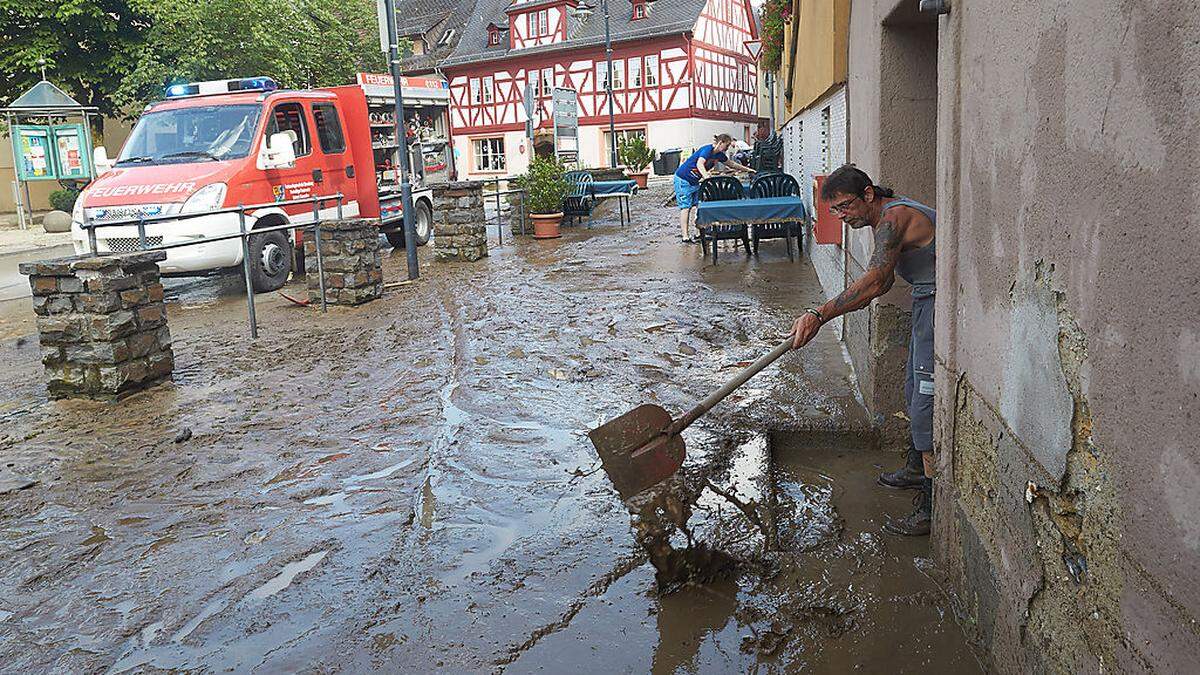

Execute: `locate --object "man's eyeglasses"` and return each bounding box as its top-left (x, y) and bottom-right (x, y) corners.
top-left (829, 195), bottom-right (861, 214)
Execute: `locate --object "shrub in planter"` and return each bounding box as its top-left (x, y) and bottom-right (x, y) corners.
top-left (618, 136), bottom-right (655, 188)
top-left (515, 157), bottom-right (571, 239)
top-left (49, 188), bottom-right (79, 213)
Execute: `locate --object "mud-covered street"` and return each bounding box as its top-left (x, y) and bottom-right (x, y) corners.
top-left (0, 188), bottom-right (981, 672)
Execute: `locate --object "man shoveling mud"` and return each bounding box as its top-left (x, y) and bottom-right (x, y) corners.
top-left (789, 165), bottom-right (937, 536)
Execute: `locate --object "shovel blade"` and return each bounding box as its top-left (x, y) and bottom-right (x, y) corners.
top-left (588, 404), bottom-right (686, 499)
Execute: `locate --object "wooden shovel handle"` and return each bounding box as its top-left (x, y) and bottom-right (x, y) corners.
top-left (666, 336), bottom-right (794, 436)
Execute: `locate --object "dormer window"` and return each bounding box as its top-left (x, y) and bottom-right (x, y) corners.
top-left (632, 0), bottom-right (648, 20)
top-left (488, 26), bottom-right (500, 46)
top-left (438, 28), bottom-right (456, 46)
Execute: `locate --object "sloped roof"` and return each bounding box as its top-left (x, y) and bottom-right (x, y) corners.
top-left (442, 0), bottom-right (710, 68)
top-left (400, 0), bottom-right (480, 74)
top-left (7, 80), bottom-right (85, 110)
top-left (395, 0), bottom-right (456, 36)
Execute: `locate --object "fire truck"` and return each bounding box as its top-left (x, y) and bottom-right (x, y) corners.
top-left (70, 76), bottom-right (437, 292)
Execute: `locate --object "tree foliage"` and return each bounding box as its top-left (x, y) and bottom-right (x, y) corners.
top-left (1, 0), bottom-right (392, 138)
top-left (118, 0), bottom-right (388, 108)
top-left (0, 0), bottom-right (153, 130)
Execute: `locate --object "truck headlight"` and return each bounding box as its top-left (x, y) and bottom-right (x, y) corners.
top-left (180, 183), bottom-right (228, 214)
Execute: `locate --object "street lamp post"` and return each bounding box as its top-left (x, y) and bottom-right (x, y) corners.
top-left (602, 0), bottom-right (617, 168)
top-left (384, 0), bottom-right (419, 280)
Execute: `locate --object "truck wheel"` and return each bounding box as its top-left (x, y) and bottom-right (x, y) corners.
top-left (249, 229), bottom-right (292, 292)
top-left (384, 200), bottom-right (434, 248)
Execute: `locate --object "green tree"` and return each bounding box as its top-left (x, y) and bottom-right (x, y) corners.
top-left (118, 0), bottom-right (390, 108)
top-left (0, 0), bottom-right (153, 139)
top-left (1, 0), bottom-right (393, 140)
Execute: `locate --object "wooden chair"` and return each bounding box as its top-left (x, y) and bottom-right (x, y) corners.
top-left (697, 176), bottom-right (749, 261)
top-left (749, 173), bottom-right (805, 261)
top-left (562, 170), bottom-right (594, 226)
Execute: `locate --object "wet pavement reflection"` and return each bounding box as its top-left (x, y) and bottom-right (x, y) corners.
top-left (0, 189), bottom-right (979, 672)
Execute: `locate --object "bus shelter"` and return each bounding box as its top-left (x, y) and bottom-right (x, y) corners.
top-left (2, 79), bottom-right (99, 229)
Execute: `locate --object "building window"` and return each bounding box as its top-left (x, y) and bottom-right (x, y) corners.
top-left (820, 106), bottom-right (831, 172)
top-left (603, 128), bottom-right (646, 165)
top-left (541, 67), bottom-right (554, 96)
top-left (595, 62), bottom-right (608, 90)
top-left (473, 137), bottom-right (506, 172)
top-left (540, 9), bottom-right (549, 36)
top-left (633, 3), bottom-right (647, 20)
top-left (629, 56), bottom-right (642, 88)
top-left (611, 59), bottom-right (624, 90)
top-left (644, 54), bottom-right (658, 86)
top-left (488, 28), bottom-right (500, 46)
top-left (482, 76), bottom-right (494, 104)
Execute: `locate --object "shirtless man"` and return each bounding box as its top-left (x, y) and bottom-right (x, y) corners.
top-left (789, 165), bottom-right (937, 536)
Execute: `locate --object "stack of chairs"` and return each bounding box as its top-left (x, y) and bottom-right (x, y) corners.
top-left (562, 170), bottom-right (594, 227)
top-left (749, 173), bottom-right (804, 261)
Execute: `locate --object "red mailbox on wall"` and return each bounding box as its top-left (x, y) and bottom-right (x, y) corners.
top-left (812, 174), bottom-right (843, 245)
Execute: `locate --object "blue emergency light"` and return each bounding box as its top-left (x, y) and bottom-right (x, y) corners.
top-left (165, 77), bottom-right (279, 98)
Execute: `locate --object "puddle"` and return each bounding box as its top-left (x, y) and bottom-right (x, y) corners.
top-left (596, 429), bottom-right (982, 672)
top-left (248, 550), bottom-right (329, 600)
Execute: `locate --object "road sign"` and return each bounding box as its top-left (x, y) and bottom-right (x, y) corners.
top-left (744, 39), bottom-right (763, 60)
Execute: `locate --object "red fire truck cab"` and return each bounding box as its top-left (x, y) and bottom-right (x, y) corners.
top-left (71, 76), bottom-right (434, 291)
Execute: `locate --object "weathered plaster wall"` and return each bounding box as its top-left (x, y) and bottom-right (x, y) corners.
top-left (934, 2), bottom-right (1200, 671)
top-left (842, 0), bottom-right (937, 438)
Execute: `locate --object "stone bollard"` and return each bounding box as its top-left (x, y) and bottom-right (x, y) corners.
top-left (303, 218), bottom-right (384, 305)
top-left (19, 251), bottom-right (174, 400)
top-left (433, 182), bottom-right (488, 262)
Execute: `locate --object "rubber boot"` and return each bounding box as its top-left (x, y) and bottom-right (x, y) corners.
top-left (877, 445), bottom-right (924, 490)
top-left (884, 477), bottom-right (932, 536)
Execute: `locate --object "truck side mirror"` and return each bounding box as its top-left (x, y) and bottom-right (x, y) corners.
top-left (94, 147), bottom-right (113, 175)
top-left (257, 131), bottom-right (297, 170)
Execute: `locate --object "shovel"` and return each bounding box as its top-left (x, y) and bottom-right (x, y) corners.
top-left (589, 336), bottom-right (794, 499)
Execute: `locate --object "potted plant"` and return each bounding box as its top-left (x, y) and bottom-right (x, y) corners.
top-left (619, 136), bottom-right (655, 189)
top-left (517, 156), bottom-right (572, 239)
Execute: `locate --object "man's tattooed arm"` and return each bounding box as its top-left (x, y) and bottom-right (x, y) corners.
top-left (817, 217), bottom-right (903, 321)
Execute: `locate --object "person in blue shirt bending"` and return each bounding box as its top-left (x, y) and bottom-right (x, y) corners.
top-left (673, 133), bottom-right (754, 242)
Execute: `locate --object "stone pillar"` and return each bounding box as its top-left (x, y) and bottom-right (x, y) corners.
top-left (433, 182), bottom-right (488, 261)
top-left (303, 219), bottom-right (383, 305)
top-left (19, 251), bottom-right (174, 400)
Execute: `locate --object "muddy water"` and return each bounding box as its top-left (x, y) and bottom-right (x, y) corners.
top-left (0, 190), bottom-right (975, 672)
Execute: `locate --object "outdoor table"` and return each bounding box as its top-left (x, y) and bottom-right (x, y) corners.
top-left (695, 196), bottom-right (808, 261)
top-left (589, 180), bottom-right (638, 226)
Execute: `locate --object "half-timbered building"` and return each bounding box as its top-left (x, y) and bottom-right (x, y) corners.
top-left (437, 0), bottom-right (761, 178)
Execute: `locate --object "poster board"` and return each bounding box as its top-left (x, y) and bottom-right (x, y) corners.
top-left (52, 123), bottom-right (92, 179)
top-left (14, 125), bottom-right (55, 181)
top-left (552, 88), bottom-right (579, 164)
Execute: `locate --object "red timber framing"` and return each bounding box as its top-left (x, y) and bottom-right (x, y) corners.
top-left (507, 0), bottom-right (573, 50)
top-left (691, 0), bottom-right (759, 120)
top-left (447, 0), bottom-right (759, 137)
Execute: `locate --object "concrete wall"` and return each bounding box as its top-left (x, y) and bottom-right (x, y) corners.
top-left (836, 0), bottom-right (938, 437)
top-left (933, 2), bottom-right (1200, 672)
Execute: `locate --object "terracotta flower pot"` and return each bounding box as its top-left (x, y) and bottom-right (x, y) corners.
top-left (627, 171), bottom-right (649, 189)
top-left (530, 212), bottom-right (563, 239)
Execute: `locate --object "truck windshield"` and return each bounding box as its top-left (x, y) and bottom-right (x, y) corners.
top-left (117, 104), bottom-right (263, 166)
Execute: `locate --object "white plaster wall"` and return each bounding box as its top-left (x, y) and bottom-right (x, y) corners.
top-left (782, 85), bottom-right (849, 336)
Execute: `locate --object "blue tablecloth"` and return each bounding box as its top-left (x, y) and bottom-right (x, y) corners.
top-left (696, 196), bottom-right (807, 225)
top-left (590, 180), bottom-right (638, 196)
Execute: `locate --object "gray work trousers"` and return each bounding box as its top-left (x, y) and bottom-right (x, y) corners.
top-left (905, 294), bottom-right (935, 453)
